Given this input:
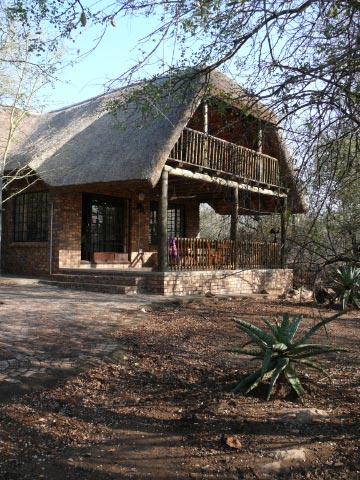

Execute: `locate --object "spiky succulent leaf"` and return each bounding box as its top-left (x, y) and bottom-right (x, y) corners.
top-left (232, 369), bottom-right (262, 394)
top-left (261, 349), bottom-right (272, 376)
top-left (262, 317), bottom-right (279, 337)
top-left (272, 342), bottom-right (288, 352)
top-left (234, 319), bottom-right (274, 346)
top-left (287, 315), bottom-right (303, 343)
top-left (231, 312), bottom-right (344, 399)
top-left (245, 367), bottom-right (275, 394)
top-left (267, 358), bottom-right (289, 400)
top-left (332, 266), bottom-right (360, 310)
top-left (285, 364), bottom-right (305, 397)
top-left (227, 348), bottom-right (262, 357)
top-left (295, 311), bottom-right (343, 346)
top-left (291, 347), bottom-right (344, 359)
top-left (277, 313), bottom-right (291, 343)
top-left (292, 358), bottom-right (332, 380)
top-left (290, 343), bottom-right (345, 356)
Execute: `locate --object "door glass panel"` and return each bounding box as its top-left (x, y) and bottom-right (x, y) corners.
top-left (82, 195), bottom-right (126, 260)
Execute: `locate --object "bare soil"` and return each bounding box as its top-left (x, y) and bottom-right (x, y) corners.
top-left (0, 296), bottom-right (359, 479)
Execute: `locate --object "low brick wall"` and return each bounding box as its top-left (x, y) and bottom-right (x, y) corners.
top-left (142, 269), bottom-right (293, 296)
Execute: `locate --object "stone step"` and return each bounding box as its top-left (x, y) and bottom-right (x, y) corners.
top-left (59, 267), bottom-right (153, 274)
top-left (50, 273), bottom-right (140, 286)
top-left (41, 280), bottom-right (138, 295)
top-left (60, 263), bottom-right (152, 273)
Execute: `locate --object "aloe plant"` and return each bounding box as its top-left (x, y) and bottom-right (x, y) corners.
top-left (231, 312), bottom-right (343, 400)
top-left (332, 265), bottom-right (360, 310)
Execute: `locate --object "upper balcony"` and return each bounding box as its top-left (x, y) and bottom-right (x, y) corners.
top-left (168, 127), bottom-right (281, 188)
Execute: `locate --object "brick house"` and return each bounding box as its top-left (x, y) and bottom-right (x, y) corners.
top-left (1, 71), bottom-right (305, 296)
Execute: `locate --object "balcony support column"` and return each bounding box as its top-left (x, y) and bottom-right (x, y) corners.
top-left (257, 120), bottom-right (263, 153)
top-left (158, 168), bottom-right (169, 272)
top-left (230, 186), bottom-right (239, 268)
top-left (203, 101), bottom-right (209, 134)
top-left (280, 196), bottom-right (288, 268)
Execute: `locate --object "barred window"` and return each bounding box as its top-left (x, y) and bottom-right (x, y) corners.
top-left (14, 192), bottom-right (49, 242)
top-left (149, 202), bottom-right (185, 244)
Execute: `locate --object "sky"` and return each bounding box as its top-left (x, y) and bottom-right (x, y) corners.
top-left (41, 12), bottom-right (179, 111)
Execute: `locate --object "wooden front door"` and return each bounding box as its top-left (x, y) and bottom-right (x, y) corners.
top-left (81, 194), bottom-right (126, 261)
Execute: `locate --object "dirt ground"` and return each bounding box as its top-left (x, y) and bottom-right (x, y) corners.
top-left (0, 295), bottom-right (359, 479)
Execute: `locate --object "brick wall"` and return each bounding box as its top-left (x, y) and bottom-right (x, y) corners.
top-left (2, 182), bottom-right (50, 276)
top-left (2, 182), bottom-right (200, 275)
top-left (52, 191), bottom-right (82, 270)
top-left (142, 269), bottom-right (293, 296)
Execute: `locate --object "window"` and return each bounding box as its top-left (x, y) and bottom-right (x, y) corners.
top-left (149, 202), bottom-right (185, 244)
top-left (14, 192), bottom-right (49, 242)
top-left (168, 205), bottom-right (185, 238)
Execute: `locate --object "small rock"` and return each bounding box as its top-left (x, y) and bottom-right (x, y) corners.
top-left (286, 287), bottom-right (313, 302)
top-left (224, 435), bottom-right (242, 450)
top-left (274, 448), bottom-right (307, 462)
top-left (279, 408), bottom-right (329, 425)
top-left (256, 447), bottom-right (308, 476)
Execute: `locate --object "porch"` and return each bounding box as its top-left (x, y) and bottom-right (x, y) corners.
top-left (49, 266), bottom-right (292, 297)
top-left (167, 238), bottom-right (281, 271)
top-left (48, 233), bottom-right (289, 296)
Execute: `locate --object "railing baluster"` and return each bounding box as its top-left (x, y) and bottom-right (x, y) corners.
top-left (169, 127), bottom-right (280, 185)
top-left (168, 238), bottom-right (281, 271)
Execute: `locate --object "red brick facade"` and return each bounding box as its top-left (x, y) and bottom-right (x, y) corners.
top-left (2, 182), bottom-right (50, 276)
top-left (2, 182), bottom-right (201, 276)
top-left (2, 182), bottom-right (292, 297)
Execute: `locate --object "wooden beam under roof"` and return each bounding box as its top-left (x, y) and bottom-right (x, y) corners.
top-left (164, 165), bottom-right (288, 198)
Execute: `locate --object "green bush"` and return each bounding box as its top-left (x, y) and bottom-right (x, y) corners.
top-left (231, 313), bottom-right (343, 400)
top-left (333, 265), bottom-right (360, 310)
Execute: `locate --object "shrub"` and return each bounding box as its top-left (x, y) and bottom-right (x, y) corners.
top-left (231, 312), bottom-right (343, 400)
top-left (332, 265), bottom-right (360, 310)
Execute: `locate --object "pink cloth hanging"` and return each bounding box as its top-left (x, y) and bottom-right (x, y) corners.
top-left (168, 237), bottom-right (178, 259)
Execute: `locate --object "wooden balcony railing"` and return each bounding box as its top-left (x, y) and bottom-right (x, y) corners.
top-left (169, 127), bottom-right (281, 186)
top-left (168, 238), bottom-right (281, 271)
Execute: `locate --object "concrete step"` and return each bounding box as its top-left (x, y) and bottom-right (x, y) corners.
top-left (59, 267), bottom-right (153, 274)
top-left (41, 280), bottom-right (138, 295)
top-left (66, 263), bottom-right (153, 271)
top-left (50, 273), bottom-right (140, 286)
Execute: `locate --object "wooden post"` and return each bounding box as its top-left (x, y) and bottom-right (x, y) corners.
top-left (280, 196), bottom-right (288, 268)
top-left (158, 168), bottom-right (169, 271)
top-left (257, 120), bottom-right (263, 153)
top-left (257, 120), bottom-right (263, 182)
top-left (203, 101), bottom-right (209, 134)
top-left (230, 186), bottom-right (239, 268)
top-left (203, 101), bottom-right (209, 168)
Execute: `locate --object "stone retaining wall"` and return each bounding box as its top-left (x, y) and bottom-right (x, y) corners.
top-left (142, 269), bottom-right (293, 296)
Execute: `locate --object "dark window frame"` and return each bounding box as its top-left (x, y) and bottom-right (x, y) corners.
top-left (13, 191), bottom-right (49, 242)
top-left (149, 202), bottom-right (186, 244)
top-left (81, 193), bottom-right (128, 261)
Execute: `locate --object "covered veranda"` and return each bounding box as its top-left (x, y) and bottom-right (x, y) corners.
top-left (156, 164), bottom-right (288, 273)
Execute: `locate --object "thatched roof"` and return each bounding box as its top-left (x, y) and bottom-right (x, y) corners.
top-left (1, 71), bottom-right (305, 212)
